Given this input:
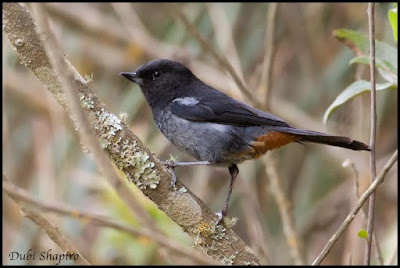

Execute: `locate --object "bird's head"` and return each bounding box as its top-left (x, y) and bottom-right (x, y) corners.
top-left (120, 59), bottom-right (195, 106)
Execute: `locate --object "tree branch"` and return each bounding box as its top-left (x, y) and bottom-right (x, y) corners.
top-left (3, 3), bottom-right (259, 265)
top-left (365, 2), bottom-right (377, 265)
top-left (312, 150), bottom-right (397, 265)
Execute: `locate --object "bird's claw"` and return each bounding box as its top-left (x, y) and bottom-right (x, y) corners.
top-left (161, 158), bottom-right (178, 168)
top-left (161, 161), bottom-right (178, 187)
top-left (169, 167), bottom-right (177, 187)
top-left (215, 211), bottom-right (223, 225)
top-left (215, 209), bottom-right (227, 225)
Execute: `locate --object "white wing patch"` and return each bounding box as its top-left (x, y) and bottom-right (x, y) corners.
top-left (173, 97), bottom-right (199, 106)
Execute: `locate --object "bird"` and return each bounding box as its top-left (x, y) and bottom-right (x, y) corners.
top-left (120, 59), bottom-right (370, 222)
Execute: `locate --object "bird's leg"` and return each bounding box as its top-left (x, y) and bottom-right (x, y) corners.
top-left (161, 160), bottom-right (214, 187)
top-left (216, 164), bottom-right (239, 224)
top-left (161, 160), bottom-right (214, 168)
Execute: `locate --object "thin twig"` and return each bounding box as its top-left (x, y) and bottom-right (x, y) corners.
top-left (206, 3), bottom-right (244, 81)
top-left (3, 175), bottom-right (90, 265)
top-left (206, 3), bottom-right (245, 98)
top-left (110, 3), bottom-right (188, 60)
top-left (2, 176), bottom-right (218, 265)
top-left (312, 150), bottom-right (397, 265)
top-left (237, 179), bottom-right (271, 264)
top-left (344, 159), bottom-right (384, 265)
top-left (365, 3), bottom-right (377, 265)
top-left (260, 4), bottom-right (303, 264)
top-left (167, 4), bottom-right (263, 107)
top-left (265, 153), bottom-right (304, 265)
top-left (260, 3), bottom-right (278, 109)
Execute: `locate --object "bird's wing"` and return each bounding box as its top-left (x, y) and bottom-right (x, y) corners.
top-left (170, 97), bottom-right (290, 127)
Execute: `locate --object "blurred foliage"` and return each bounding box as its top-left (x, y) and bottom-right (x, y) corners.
top-left (3, 2), bottom-right (397, 265)
top-left (324, 14), bottom-right (398, 123)
top-left (388, 3), bottom-right (397, 42)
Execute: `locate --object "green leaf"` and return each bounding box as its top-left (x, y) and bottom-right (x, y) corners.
top-left (350, 56), bottom-right (397, 75)
top-left (333, 29), bottom-right (369, 55)
top-left (358, 229), bottom-right (369, 239)
top-left (389, 4), bottom-right (398, 42)
top-left (333, 29), bottom-right (398, 71)
top-left (378, 68), bottom-right (398, 85)
top-left (323, 81), bottom-right (396, 124)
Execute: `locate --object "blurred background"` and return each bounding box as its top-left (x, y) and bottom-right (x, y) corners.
top-left (3, 2), bottom-right (397, 265)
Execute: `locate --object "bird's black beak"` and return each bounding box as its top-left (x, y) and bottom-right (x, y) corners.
top-left (119, 72), bottom-right (143, 86)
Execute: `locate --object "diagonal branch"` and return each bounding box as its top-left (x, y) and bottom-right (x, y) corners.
top-left (312, 150), bottom-right (397, 265)
top-left (3, 3), bottom-right (259, 265)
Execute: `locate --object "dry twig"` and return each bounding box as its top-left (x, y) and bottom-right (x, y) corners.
top-left (344, 159), bottom-right (383, 264)
top-left (265, 153), bottom-right (304, 265)
top-left (365, 3), bottom-right (377, 265)
top-left (259, 4), bottom-right (304, 264)
top-left (312, 150), bottom-right (397, 265)
top-left (260, 2), bottom-right (278, 109)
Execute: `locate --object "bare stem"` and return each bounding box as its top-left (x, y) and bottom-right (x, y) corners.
top-left (312, 150), bottom-right (397, 265)
top-left (265, 153), bottom-right (304, 264)
top-left (365, 3), bottom-right (377, 265)
top-left (260, 3), bottom-right (278, 109)
top-left (260, 5), bottom-right (303, 264)
top-left (346, 160), bottom-right (383, 264)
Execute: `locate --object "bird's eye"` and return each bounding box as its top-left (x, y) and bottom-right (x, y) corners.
top-left (152, 71), bottom-right (162, 80)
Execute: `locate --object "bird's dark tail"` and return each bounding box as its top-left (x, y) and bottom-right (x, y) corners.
top-left (281, 128), bottom-right (371, 151)
top-left (300, 134), bottom-right (370, 151)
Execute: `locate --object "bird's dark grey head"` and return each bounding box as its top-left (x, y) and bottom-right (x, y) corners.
top-left (120, 59), bottom-right (195, 107)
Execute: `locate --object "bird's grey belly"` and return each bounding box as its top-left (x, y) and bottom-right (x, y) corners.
top-left (154, 111), bottom-right (255, 164)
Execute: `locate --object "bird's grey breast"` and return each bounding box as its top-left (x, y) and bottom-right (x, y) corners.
top-left (152, 105), bottom-right (249, 163)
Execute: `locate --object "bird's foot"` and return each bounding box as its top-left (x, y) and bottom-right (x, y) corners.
top-left (215, 208), bottom-right (227, 225)
top-left (161, 159), bottom-right (214, 187)
top-left (161, 161), bottom-right (178, 187)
